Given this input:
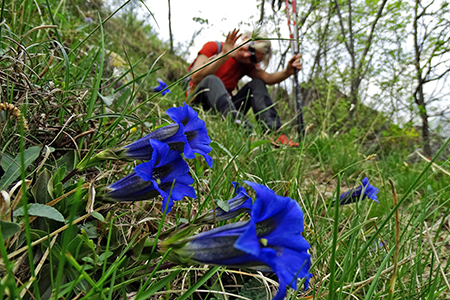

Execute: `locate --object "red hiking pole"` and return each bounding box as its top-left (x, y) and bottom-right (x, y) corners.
top-left (285, 0), bottom-right (305, 142)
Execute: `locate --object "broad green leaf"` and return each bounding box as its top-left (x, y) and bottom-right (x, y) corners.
top-left (81, 257), bottom-right (95, 264)
top-left (31, 169), bottom-right (53, 204)
top-left (91, 211), bottom-right (105, 222)
top-left (0, 146), bottom-right (41, 190)
top-left (53, 166), bottom-right (67, 185)
top-left (0, 153), bottom-right (14, 171)
top-left (53, 182), bottom-right (63, 198)
top-left (29, 229), bottom-right (51, 241)
top-left (98, 251), bottom-right (113, 263)
top-left (56, 150), bottom-right (76, 172)
top-left (98, 92), bottom-right (114, 106)
top-left (14, 203), bottom-right (65, 223)
top-left (0, 220), bottom-right (21, 240)
top-left (216, 199), bottom-right (230, 212)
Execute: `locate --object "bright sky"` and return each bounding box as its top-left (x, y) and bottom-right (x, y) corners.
top-left (144, 0), bottom-right (266, 61)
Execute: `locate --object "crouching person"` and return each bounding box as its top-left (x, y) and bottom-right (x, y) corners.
top-left (186, 28), bottom-right (302, 140)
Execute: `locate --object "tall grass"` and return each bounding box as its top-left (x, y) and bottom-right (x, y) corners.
top-left (1, 0), bottom-right (450, 299)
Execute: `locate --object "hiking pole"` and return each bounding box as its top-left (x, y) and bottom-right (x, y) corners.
top-left (285, 0), bottom-right (305, 142)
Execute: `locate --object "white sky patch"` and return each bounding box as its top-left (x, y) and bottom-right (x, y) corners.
top-left (144, 0), bottom-right (261, 61)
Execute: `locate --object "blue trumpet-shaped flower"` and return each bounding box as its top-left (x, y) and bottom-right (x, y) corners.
top-left (164, 182), bottom-right (311, 300)
top-left (120, 104), bottom-right (212, 167)
top-left (123, 123), bottom-right (185, 161)
top-left (202, 181), bottom-right (252, 222)
top-left (339, 177), bottom-right (379, 205)
top-left (152, 78), bottom-right (171, 96)
top-left (106, 140), bottom-right (196, 213)
top-left (166, 103), bottom-right (213, 167)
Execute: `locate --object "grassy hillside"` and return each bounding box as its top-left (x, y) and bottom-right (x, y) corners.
top-left (1, 1), bottom-right (450, 299)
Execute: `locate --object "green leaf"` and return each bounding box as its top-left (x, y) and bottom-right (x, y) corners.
top-left (210, 141), bottom-right (233, 158)
top-left (31, 169), bottom-right (53, 204)
top-left (84, 113), bottom-right (140, 122)
top-left (53, 182), bottom-right (63, 198)
top-left (53, 166), bottom-right (67, 184)
top-left (177, 266), bottom-right (221, 300)
top-left (90, 211), bottom-right (105, 222)
top-left (56, 150), bottom-right (76, 172)
top-left (98, 92), bottom-right (114, 106)
top-left (98, 251), bottom-right (113, 264)
top-left (115, 88), bottom-right (131, 107)
top-left (0, 153), bottom-right (14, 171)
top-left (81, 257), bottom-right (95, 264)
top-left (239, 277), bottom-right (269, 300)
top-left (216, 199), bottom-right (230, 212)
top-left (0, 146), bottom-right (41, 190)
top-left (365, 246), bottom-right (396, 299)
top-left (0, 220), bottom-right (21, 240)
top-left (136, 269), bottom-right (181, 299)
top-left (14, 203), bottom-right (65, 223)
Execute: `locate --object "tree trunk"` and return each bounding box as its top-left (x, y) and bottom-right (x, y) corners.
top-left (413, 0), bottom-right (432, 157)
top-left (415, 78), bottom-right (432, 156)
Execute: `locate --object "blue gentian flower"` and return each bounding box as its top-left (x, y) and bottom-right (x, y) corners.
top-left (105, 172), bottom-right (160, 202)
top-left (339, 177), bottom-right (379, 205)
top-left (80, 123), bottom-right (186, 170)
top-left (166, 103), bottom-right (213, 167)
top-left (120, 104), bottom-right (212, 167)
top-left (106, 140), bottom-right (196, 213)
top-left (152, 78), bottom-right (171, 96)
top-left (123, 123), bottom-right (186, 161)
top-left (202, 181), bottom-right (252, 222)
top-left (164, 181), bottom-right (312, 299)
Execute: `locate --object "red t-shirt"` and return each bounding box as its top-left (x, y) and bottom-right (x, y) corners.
top-left (194, 41), bottom-right (255, 94)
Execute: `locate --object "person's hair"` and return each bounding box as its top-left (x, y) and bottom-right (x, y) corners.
top-left (241, 30), bottom-right (272, 68)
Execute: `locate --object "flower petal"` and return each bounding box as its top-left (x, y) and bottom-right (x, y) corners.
top-left (152, 78), bottom-right (171, 95)
top-left (164, 181), bottom-right (312, 296)
top-left (340, 177), bottom-right (380, 204)
top-left (133, 139), bottom-right (196, 213)
top-left (166, 103), bottom-right (213, 167)
top-left (123, 123), bottom-right (185, 161)
top-left (106, 172), bottom-right (160, 201)
top-left (203, 182), bottom-right (253, 223)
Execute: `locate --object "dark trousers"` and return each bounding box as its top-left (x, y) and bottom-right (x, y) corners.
top-left (189, 75), bottom-right (281, 131)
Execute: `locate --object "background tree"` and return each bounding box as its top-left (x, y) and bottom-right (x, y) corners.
top-left (412, 0), bottom-right (450, 156)
top-left (168, 0), bottom-right (174, 54)
top-left (332, 0), bottom-right (388, 120)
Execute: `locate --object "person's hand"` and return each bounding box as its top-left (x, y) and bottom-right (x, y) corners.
top-left (223, 29), bottom-right (242, 57)
top-left (287, 53), bottom-right (302, 75)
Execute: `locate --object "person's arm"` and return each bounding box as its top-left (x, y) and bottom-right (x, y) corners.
top-left (249, 53), bottom-right (302, 85)
top-left (190, 29), bottom-right (242, 84)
